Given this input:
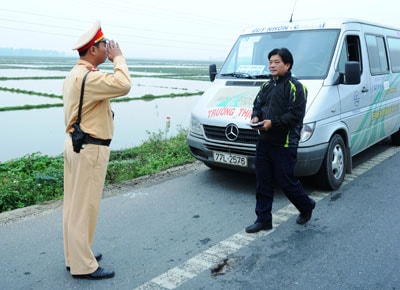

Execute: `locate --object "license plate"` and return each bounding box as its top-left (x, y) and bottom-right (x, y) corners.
top-left (213, 152), bottom-right (248, 167)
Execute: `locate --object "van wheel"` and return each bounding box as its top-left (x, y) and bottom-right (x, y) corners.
top-left (316, 134), bottom-right (346, 190)
top-left (391, 129), bottom-right (400, 146)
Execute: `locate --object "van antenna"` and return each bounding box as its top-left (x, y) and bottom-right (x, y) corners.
top-left (289, 0), bottom-right (298, 22)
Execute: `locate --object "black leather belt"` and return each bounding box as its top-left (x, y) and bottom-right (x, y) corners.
top-left (83, 135), bottom-right (111, 146)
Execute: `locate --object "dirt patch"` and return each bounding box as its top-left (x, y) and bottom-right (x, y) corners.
top-left (0, 161), bottom-right (205, 226)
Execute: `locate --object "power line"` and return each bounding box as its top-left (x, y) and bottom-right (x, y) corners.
top-left (0, 2), bottom-right (244, 57)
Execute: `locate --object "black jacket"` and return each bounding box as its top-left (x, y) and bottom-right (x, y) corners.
top-left (251, 71), bottom-right (307, 147)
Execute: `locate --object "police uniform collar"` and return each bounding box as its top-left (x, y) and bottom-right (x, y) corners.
top-left (77, 60), bottom-right (99, 71)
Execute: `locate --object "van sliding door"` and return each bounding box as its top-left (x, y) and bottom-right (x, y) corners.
top-left (337, 34), bottom-right (372, 155)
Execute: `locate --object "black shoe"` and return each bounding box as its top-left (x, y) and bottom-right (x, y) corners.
top-left (245, 222), bottom-right (272, 233)
top-left (296, 199), bottom-right (316, 225)
top-left (66, 252), bottom-right (102, 271)
top-left (72, 267), bottom-right (114, 280)
top-left (94, 252), bottom-right (102, 262)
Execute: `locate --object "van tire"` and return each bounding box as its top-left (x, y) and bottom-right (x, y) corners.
top-left (391, 129), bottom-right (400, 146)
top-left (316, 134), bottom-right (346, 190)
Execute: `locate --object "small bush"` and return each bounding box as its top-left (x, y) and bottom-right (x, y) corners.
top-left (0, 153), bottom-right (64, 212)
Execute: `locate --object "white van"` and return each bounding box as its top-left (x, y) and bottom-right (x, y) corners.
top-left (187, 18), bottom-right (400, 189)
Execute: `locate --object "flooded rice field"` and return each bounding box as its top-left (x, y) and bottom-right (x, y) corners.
top-left (0, 56), bottom-right (212, 162)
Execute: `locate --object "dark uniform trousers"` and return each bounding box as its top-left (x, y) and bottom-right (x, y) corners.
top-left (63, 136), bottom-right (110, 275)
top-left (254, 140), bottom-right (314, 224)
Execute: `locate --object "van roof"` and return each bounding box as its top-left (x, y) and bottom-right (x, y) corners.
top-left (241, 18), bottom-right (399, 35)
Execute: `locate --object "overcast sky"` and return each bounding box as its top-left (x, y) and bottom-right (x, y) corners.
top-left (0, 0), bottom-right (398, 60)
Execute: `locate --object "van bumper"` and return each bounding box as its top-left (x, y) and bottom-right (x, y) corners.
top-left (187, 133), bottom-right (256, 173)
top-left (187, 133), bottom-right (327, 176)
top-left (295, 143), bottom-right (328, 176)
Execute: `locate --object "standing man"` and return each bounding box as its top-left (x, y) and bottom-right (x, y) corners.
top-left (63, 20), bottom-right (131, 279)
top-left (245, 48), bottom-right (315, 234)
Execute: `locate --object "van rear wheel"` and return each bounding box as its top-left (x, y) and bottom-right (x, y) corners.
top-left (316, 134), bottom-right (346, 190)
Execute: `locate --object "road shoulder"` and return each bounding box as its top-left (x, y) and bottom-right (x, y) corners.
top-left (0, 161), bottom-right (204, 226)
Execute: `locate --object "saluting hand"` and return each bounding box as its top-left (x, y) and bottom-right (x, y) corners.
top-left (107, 40), bottom-right (123, 62)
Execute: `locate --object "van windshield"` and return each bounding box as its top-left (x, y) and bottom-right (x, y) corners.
top-left (219, 29), bottom-right (340, 79)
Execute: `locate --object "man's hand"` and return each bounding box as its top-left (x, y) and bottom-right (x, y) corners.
top-left (250, 118), bottom-right (272, 130)
top-left (107, 40), bottom-right (123, 62)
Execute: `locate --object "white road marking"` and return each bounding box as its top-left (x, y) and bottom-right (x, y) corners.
top-left (134, 146), bottom-right (400, 290)
top-left (123, 192), bottom-right (149, 198)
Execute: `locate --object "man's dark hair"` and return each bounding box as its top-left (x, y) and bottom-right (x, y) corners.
top-left (268, 47), bottom-right (294, 70)
top-left (79, 49), bottom-right (89, 57)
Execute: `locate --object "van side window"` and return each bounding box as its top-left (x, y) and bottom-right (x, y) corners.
top-left (338, 35), bottom-right (362, 74)
top-left (365, 34), bottom-right (389, 75)
top-left (387, 37), bottom-right (400, 72)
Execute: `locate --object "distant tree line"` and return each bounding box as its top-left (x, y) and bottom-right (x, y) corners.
top-left (0, 48), bottom-right (68, 57)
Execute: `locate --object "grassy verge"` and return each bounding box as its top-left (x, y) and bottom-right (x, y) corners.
top-left (0, 129), bottom-right (195, 213)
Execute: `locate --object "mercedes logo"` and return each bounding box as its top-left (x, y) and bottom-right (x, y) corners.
top-left (225, 124), bottom-right (239, 141)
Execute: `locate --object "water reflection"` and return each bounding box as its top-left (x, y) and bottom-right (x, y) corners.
top-left (1, 77), bottom-right (207, 97)
top-left (0, 95), bottom-right (199, 162)
top-left (0, 91), bottom-right (61, 106)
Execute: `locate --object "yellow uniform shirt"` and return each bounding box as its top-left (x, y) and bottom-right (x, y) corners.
top-left (63, 56), bottom-right (131, 140)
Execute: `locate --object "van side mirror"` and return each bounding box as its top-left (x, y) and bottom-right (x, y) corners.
top-left (209, 64), bottom-right (217, 82)
top-left (345, 61), bottom-right (361, 84)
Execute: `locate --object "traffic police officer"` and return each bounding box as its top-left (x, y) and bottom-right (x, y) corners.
top-left (63, 20), bottom-right (131, 279)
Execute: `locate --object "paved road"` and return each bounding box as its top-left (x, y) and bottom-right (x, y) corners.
top-left (0, 142), bottom-right (399, 290)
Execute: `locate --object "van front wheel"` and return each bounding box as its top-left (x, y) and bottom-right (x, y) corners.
top-left (316, 134), bottom-right (346, 190)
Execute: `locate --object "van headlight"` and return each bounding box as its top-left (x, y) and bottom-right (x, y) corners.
top-left (190, 116), bottom-right (203, 135)
top-left (300, 122), bottom-right (315, 143)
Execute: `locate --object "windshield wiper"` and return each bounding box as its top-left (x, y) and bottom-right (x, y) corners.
top-left (253, 74), bottom-right (271, 79)
top-left (220, 72), bottom-right (255, 79)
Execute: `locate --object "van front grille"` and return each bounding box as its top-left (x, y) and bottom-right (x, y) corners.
top-left (205, 144), bottom-right (256, 156)
top-left (203, 125), bottom-right (259, 144)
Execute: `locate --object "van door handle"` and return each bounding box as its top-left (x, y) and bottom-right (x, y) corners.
top-left (361, 87), bottom-right (369, 93)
